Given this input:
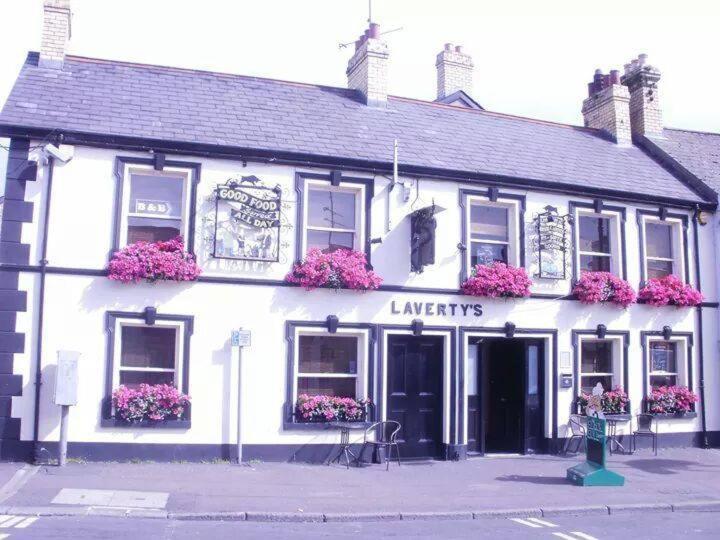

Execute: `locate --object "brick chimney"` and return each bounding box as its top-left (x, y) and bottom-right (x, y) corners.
top-left (436, 43), bottom-right (474, 100)
top-left (346, 23), bottom-right (389, 107)
top-left (621, 54), bottom-right (663, 139)
top-left (581, 69), bottom-right (632, 146)
top-left (39, 0), bottom-right (72, 69)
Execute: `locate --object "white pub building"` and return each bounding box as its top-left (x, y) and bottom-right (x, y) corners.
top-left (0, 1), bottom-right (718, 463)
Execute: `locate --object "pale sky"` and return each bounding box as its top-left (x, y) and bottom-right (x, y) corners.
top-left (1, 0), bottom-right (720, 193)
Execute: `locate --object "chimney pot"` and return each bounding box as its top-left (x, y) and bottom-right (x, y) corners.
top-left (445, 43), bottom-right (452, 51)
top-left (455, 45), bottom-right (462, 53)
top-left (368, 22), bottom-right (380, 38)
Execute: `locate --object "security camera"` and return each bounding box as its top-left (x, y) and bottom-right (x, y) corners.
top-left (43, 143), bottom-right (73, 163)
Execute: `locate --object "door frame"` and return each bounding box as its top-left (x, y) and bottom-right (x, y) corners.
top-left (378, 325), bottom-right (457, 459)
top-left (460, 327), bottom-right (558, 455)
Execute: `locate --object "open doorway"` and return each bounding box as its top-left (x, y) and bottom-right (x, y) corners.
top-left (467, 338), bottom-right (545, 455)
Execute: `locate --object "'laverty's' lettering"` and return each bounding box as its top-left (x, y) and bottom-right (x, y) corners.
top-left (390, 300), bottom-right (482, 318)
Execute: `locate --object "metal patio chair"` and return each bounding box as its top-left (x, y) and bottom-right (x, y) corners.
top-left (562, 414), bottom-right (586, 455)
top-left (632, 413), bottom-right (657, 456)
top-left (362, 421), bottom-right (402, 471)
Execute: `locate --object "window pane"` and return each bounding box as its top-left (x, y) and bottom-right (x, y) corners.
top-left (470, 242), bottom-right (508, 266)
top-left (581, 375), bottom-right (613, 394)
top-left (580, 254), bottom-right (611, 273)
top-left (579, 216), bottom-right (611, 254)
top-left (121, 326), bottom-right (176, 369)
top-left (581, 341), bottom-right (613, 374)
top-left (299, 335), bottom-right (358, 374)
top-left (127, 217), bottom-right (182, 244)
top-left (650, 375), bottom-right (677, 389)
top-left (307, 230), bottom-right (354, 252)
top-left (129, 174), bottom-right (184, 219)
top-left (120, 370), bottom-right (175, 388)
top-left (297, 376), bottom-right (356, 398)
top-left (647, 259), bottom-right (673, 280)
top-left (470, 205), bottom-right (508, 242)
top-left (650, 342), bottom-right (677, 373)
top-left (307, 189), bottom-right (356, 230)
top-left (646, 222), bottom-right (673, 259)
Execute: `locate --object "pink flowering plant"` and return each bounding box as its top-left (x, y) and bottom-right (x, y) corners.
top-left (111, 383), bottom-right (190, 423)
top-left (108, 236), bottom-right (202, 284)
top-left (461, 262), bottom-right (532, 298)
top-left (638, 275), bottom-right (703, 307)
top-left (573, 272), bottom-right (636, 308)
top-left (295, 394), bottom-right (371, 422)
top-left (646, 385), bottom-right (698, 414)
top-left (285, 248), bottom-right (382, 291)
top-left (577, 387), bottom-right (629, 415)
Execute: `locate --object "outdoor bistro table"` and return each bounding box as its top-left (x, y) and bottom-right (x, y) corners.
top-left (605, 416), bottom-right (631, 454)
top-left (326, 421), bottom-right (370, 468)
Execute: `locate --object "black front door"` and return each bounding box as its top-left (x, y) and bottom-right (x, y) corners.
top-left (387, 335), bottom-right (444, 459)
top-left (485, 339), bottom-right (525, 453)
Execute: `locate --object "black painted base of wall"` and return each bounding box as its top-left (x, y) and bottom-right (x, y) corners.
top-left (0, 431), bottom-right (716, 464)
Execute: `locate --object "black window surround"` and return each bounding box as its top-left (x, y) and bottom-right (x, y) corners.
top-left (102, 310), bottom-right (194, 428)
top-left (283, 320), bottom-right (377, 431)
top-left (640, 330), bottom-right (696, 416)
top-left (459, 188), bottom-right (526, 285)
top-left (636, 209), bottom-right (690, 287)
top-left (294, 171), bottom-right (374, 265)
top-left (571, 330), bottom-right (630, 401)
top-left (569, 201), bottom-right (627, 288)
top-left (112, 156), bottom-right (201, 258)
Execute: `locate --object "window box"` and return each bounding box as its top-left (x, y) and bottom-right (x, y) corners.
top-left (108, 236), bottom-right (201, 284)
top-left (100, 416), bottom-right (191, 429)
top-left (647, 411), bottom-right (697, 419)
top-left (286, 248), bottom-right (382, 291)
top-left (573, 272), bottom-right (636, 308)
top-left (461, 262), bottom-right (531, 298)
top-left (644, 385), bottom-right (699, 416)
top-left (638, 275), bottom-right (702, 307)
top-left (574, 393), bottom-right (630, 419)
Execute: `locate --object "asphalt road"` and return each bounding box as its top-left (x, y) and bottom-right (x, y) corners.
top-left (0, 512), bottom-right (717, 539)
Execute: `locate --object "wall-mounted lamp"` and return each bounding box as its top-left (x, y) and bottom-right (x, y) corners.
top-left (596, 324), bottom-right (607, 339)
top-left (411, 319), bottom-right (424, 336)
top-left (326, 315), bottom-right (339, 334)
top-left (144, 306), bottom-right (157, 326)
top-left (504, 322), bottom-right (516, 338)
top-left (662, 325), bottom-right (673, 341)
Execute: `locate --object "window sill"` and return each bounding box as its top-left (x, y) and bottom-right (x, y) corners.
top-left (100, 417), bottom-right (191, 429)
top-left (283, 420), bottom-right (374, 431)
top-left (649, 411), bottom-right (697, 419)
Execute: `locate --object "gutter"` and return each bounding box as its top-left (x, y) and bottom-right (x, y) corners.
top-left (692, 205), bottom-right (709, 448)
top-left (0, 124), bottom-right (716, 212)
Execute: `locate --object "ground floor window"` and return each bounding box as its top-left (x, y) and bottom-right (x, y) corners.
top-left (297, 334), bottom-right (360, 398)
top-left (647, 339), bottom-right (688, 390)
top-left (578, 338), bottom-right (623, 394)
top-left (117, 324), bottom-right (180, 388)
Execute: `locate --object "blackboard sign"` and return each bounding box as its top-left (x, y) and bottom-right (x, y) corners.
top-left (586, 416), bottom-right (606, 467)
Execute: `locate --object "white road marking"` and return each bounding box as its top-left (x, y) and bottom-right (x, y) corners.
top-left (0, 516), bottom-right (24, 528)
top-left (552, 533), bottom-right (581, 540)
top-left (15, 516), bottom-right (39, 528)
top-left (510, 518), bottom-right (543, 528)
top-left (0, 516), bottom-right (12, 525)
top-left (526, 517), bottom-right (558, 527)
top-left (570, 532), bottom-right (599, 540)
top-left (0, 534), bottom-right (9, 539)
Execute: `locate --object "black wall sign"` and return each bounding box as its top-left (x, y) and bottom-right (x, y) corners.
top-left (213, 177), bottom-right (282, 262)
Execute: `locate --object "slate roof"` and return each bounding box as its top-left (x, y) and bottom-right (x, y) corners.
top-left (650, 129), bottom-right (720, 195)
top-left (0, 52), bottom-right (708, 203)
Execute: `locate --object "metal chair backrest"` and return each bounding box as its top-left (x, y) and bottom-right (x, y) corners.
top-left (636, 413), bottom-right (654, 432)
top-left (365, 421), bottom-right (402, 443)
top-left (568, 414), bottom-right (585, 436)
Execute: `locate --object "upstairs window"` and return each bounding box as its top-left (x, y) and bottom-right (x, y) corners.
top-left (642, 218), bottom-right (684, 281)
top-left (120, 167), bottom-right (190, 246)
top-left (578, 215), bottom-right (612, 273)
top-left (470, 203), bottom-right (509, 266)
top-left (305, 184), bottom-right (363, 253)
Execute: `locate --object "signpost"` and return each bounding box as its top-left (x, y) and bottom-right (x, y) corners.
top-left (231, 329), bottom-right (251, 464)
top-left (566, 414), bottom-right (625, 486)
top-left (53, 351), bottom-right (79, 467)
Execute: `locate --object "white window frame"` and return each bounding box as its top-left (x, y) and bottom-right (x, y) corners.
top-left (119, 165), bottom-right (192, 248)
top-left (112, 317), bottom-right (185, 391)
top-left (302, 180), bottom-right (365, 254)
top-left (640, 216), bottom-right (685, 282)
top-left (575, 209), bottom-right (622, 276)
top-left (577, 335), bottom-right (624, 395)
top-left (645, 336), bottom-right (690, 391)
top-left (292, 327), bottom-right (370, 402)
top-left (465, 196), bottom-right (521, 271)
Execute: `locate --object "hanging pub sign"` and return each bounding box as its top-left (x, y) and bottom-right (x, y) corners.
top-left (212, 176), bottom-right (281, 262)
top-left (534, 205), bottom-right (571, 280)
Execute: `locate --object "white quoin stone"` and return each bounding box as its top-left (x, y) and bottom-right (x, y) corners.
top-left (39, 0), bottom-right (72, 70)
top-left (436, 43), bottom-right (474, 100)
top-left (346, 23), bottom-right (389, 107)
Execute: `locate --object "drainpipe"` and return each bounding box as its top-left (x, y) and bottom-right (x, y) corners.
top-left (692, 205), bottom-right (709, 448)
top-left (31, 152), bottom-right (55, 462)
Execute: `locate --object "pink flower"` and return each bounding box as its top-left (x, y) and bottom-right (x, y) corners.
top-left (285, 248), bottom-right (382, 291)
top-left (646, 385), bottom-right (698, 414)
top-left (111, 384), bottom-right (190, 423)
top-left (461, 262), bottom-right (531, 299)
top-left (638, 275), bottom-right (703, 307)
top-left (573, 272), bottom-right (636, 308)
top-left (107, 236), bottom-right (202, 284)
top-left (295, 394), bottom-right (371, 422)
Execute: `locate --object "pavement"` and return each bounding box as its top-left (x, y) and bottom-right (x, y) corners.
top-left (0, 448), bottom-right (719, 522)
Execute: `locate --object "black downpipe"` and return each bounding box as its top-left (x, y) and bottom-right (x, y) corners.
top-left (31, 154), bottom-right (55, 462)
top-left (692, 205), bottom-right (709, 448)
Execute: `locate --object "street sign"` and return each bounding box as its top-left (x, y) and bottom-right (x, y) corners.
top-left (566, 415), bottom-right (625, 486)
top-left (231, 329), bottom-right (252, 348)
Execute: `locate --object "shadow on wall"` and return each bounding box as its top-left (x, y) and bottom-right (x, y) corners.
top-left (211, 338), bottom-right (233, 458)
top-left (79, 277), bottom-right (193, 313)
top-left (34, 362), bottom-right (58, 463)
